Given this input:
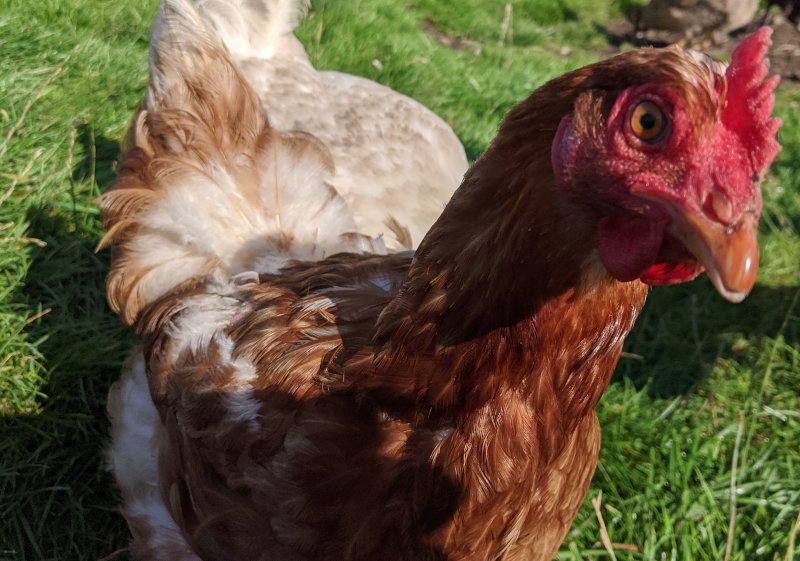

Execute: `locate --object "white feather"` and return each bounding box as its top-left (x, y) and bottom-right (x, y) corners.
top-left (195, 0), bottom-right (309, 59)
top-left (107, 352), bottom-right (199, 560)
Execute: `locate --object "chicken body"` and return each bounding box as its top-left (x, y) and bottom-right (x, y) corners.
top-left (103, 1), bottom-right (780, 560)
top-left (130, 251), bottom-right (643, 561)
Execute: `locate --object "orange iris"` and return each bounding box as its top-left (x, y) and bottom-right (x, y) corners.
top-left (630, 101), bottom-right (665, 142)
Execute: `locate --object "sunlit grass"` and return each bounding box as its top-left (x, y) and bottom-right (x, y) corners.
top-left (1, 0), bottom-right (798, 559)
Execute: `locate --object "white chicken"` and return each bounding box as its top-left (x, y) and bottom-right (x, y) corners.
top-left (189, 0), bottom-right (468, 251)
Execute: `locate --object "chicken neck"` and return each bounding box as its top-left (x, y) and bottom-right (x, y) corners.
top-left (365, 103), bottom-right (650, 437)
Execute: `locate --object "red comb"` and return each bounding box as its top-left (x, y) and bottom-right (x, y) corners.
top-left (723, 27), bottom-right (782, 179)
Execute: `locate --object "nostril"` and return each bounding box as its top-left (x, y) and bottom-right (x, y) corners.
top-left (704, 191), bottom-right (733, 225)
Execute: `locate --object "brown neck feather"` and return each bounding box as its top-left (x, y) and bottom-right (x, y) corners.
top-left (363, 83), bottom-right (649, 424)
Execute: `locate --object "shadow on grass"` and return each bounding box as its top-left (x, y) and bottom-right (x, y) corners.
top-left (0, 129), bottom-right (135, 560)
top-left (461, 137), bottom-right (487, 163)
top-left (615, 276), bottom-right (800, 397)
top-left (0, 206), bottom-right (135, 561)
top-left (71, 121), bottom-right (122, 193)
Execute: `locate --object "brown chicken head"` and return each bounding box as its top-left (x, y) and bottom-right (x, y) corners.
top-left (551, 27), bottom-right (781, 302)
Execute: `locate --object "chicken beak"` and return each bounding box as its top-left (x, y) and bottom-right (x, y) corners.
top-left (673, 209), bottom-right (759, 303)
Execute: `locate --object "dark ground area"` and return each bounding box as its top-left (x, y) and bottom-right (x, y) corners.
top-left (604, 11), bottom-right (800, 82)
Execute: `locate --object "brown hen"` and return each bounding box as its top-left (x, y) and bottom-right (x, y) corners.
top-left (102, 1), bottom-right (781, 560)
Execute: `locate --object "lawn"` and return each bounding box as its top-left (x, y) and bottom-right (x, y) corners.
top-left (1, 0), bottom-right (798, 559)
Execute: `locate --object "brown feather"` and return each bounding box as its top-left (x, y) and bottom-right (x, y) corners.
top-left (105, 7), bottom-right (770, 560)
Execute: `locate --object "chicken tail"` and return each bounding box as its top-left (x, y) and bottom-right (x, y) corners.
top-left (100, 0), bottom-right (376, 328)
top-left (194, 0), bottom-right (309, 61)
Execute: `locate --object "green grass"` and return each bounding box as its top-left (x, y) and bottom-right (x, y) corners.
top-left (1, 0), bottom-right (798, 559)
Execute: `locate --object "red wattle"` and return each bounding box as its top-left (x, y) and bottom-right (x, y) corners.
top-left (641, 261), bottom-right (704, 285)
top-left (597, 214), bottom-right (665, 283)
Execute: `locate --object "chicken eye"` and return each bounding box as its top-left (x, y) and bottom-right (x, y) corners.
top-left (630, 101), bottom-right (665, 142)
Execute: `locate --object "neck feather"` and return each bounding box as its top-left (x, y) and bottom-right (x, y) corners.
top-left (361, 87), bottom-right (648, 422)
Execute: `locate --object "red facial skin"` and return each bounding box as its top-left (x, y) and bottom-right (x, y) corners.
top-left (551, 28), bottom-right (781, 292)
top-left (552, 83), bottom-right (714, 284)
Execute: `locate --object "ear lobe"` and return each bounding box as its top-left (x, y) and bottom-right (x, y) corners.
top-left (551, 114), bottom-right (576, 195)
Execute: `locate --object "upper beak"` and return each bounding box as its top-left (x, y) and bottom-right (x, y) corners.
top-left (671, 209), bottom-right (759, 303)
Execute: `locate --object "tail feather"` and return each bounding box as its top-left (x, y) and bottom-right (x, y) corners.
top-left (195, 0), bottom-right (309, 59)
top-left (101, 0), bottom-right (377, 328)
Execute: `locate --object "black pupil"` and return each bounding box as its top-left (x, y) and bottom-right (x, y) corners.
top-left (640, 113), bottom-right (657, 130)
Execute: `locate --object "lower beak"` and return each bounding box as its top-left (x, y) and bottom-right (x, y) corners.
top-left (672, 210), bottom-right (759, 303)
